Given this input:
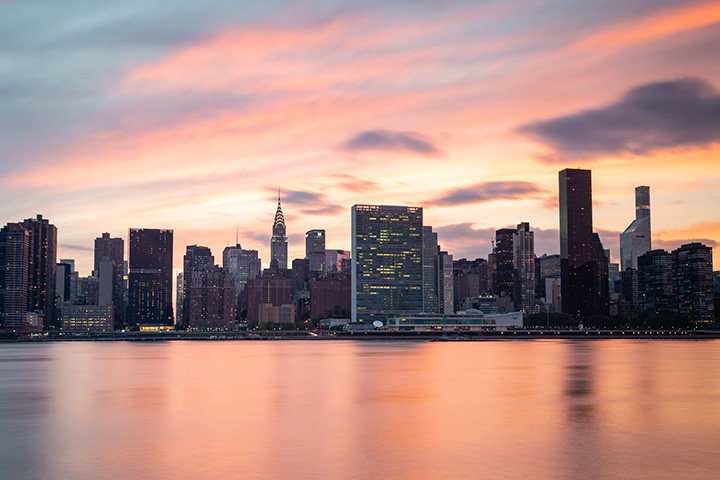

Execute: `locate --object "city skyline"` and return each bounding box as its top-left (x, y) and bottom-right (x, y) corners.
top-left (1, 0), bottom-right (719, 275)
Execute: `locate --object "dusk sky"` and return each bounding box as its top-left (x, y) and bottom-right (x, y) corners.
top-left (1, 0), bottom-right (719, 276)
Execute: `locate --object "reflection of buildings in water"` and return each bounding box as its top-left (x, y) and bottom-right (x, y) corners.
top-left (559, 341), bottom-right (606, 480)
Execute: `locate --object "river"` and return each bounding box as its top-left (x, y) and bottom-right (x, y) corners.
top-left (1, 339), bottom-right (719, 479)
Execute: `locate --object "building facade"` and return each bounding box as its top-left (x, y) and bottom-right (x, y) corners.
top-left (0, 224), bottom-right (29, 329)
top-left (22, 215), bottom-right (57, 329)
top-left (305, 229), bottom-right (326, 275)
top-left (127, 228), bottom-right (174, 326)
top-left (637, 249), bottom-right (674, 315)
top-left (270, 197), bottom-right (288, 270)
top-left (513, 222), bottom-right (536, 314)
top-left (559, 169), bottom-right (609, 321)
top-left (620, 186), bottom-right (652, 272)
top-left (672, 243), bottom-right (714, 323)
top-left (351, 205), bottom-right (423, 323)
top-left (187, 265), bottom-right (236, 330)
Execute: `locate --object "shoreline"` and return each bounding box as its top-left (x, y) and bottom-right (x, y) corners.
top-left (2, 329), bottom-right (720, 342)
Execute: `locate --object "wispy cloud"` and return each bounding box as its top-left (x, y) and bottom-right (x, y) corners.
top-left (343, 129), bottom-right (440, 156)
top-left (519, 77), bottom-right (720, 162)
top-left (427, 181), bottom-right (547, 206)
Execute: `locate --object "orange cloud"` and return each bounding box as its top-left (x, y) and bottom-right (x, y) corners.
top-left (571, 0), bottom-right (720, 53)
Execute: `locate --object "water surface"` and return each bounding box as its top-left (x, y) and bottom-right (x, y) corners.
top-left (1, 340), bottom-right (719, 479)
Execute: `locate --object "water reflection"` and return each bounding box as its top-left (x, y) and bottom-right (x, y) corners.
top-left (1, 340), bottom-right (720, 480)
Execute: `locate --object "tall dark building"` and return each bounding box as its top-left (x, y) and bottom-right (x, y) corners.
top-left (0, 224), bottom-right (29, 329)
top-left (94, 233), bottom-right (125, 328)
top-left (513, 222), bottom-right (535, 314)
top-left (187, 264), bottom-right (236, 330)
top-left (22, 215), bottom-right (58, 329)
top-left (422, 226), bottom-right (439, 314)
top-left (182, 245), bottom-right (214, 328)
top-left (672, 243), bottom-right (714, 324)
top-left (559, 169), bottom-right (609, 321)
top-left (351, 205), bottom-right (423, 323)
top-left (637, 249), bottom-right (674, 315)
top-left (270, 195), bottom-right (288, 270)
top-left (94, 233), bottom-right (124, 275)
top-left (127, 228), bottom-right (173, 327)
top-left (305, 229), bottom-right (326, 276)
top-left (494, 228), bottom-right (516, 302)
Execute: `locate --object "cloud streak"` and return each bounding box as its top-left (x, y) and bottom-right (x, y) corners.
top-left (427, 181), bottom-right (547, 206)
top-left (519, 77), bottom-right (720, 163)
top-left (343, 129), bottom-right (440, 156)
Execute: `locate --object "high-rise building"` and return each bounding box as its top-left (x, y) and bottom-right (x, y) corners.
top-left (291, 258), bottom-right (309, 295)
top-left (56, 259), bottom-right (75, 303)
top-left (351, 205), bottom-right (423, 323)
top-left (310, 272), bottom-right (351, 320)
top-left (127, 228), bottom-right (173, 327)
top-left (559, 169), bottom-right (609, 321)
top-left (22, 215), bottom-right (57, 329)
top-left (422, 226), bottom-right (439, 314)
top-left (513, 222), bottom-right (536, 314)
top-left (270, 196), bottom-right (288, 270)
top-left (176, 272), bottom-right (184, 325)
top-left (672, 243), bottom-right (714, 324)
top-left (437, 251), bottom-right (454, 315)
top-left (324, 249), bottom-right (350, 273)
top-left (223, 244), bottom-right (261, 298)
top-left (0, 224), bottom-right (29, 330)
top-left (182, 245), bottom-right (214, 328)
top-left (620, 186), bottom-right (652, 271)
top-left (245, 272), bottom-right (293, 324)
top-left (187, 264), bottom-right (236, 330)
top-left (494, 228), bottom-right (516, 303)
top-left (94, 233), bottom-right (125, 328)
top-left (94, 233), bottom-right (124, 276)
top-left (453, 258), bottom-right (489, 312)
top-left (305, 229), bottom-right (326, 275)
top-left (637, 249), bottom-right (674, 315)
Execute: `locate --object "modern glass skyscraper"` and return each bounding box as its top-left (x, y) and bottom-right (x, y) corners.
top-left (559, 169), bottom-right (608, 321)
top-left (270, 196), bottom-right (288, 269)
top-left (351, 205), bottom-right (423, 323)
top-left (127, 228), bottom-right (173, 326)
top-left (422, 226), bottom-right (439, 314)
top-left (637, 249), bottom-right (674, 315)
top-left (620, 186), bottom-right (652, 271)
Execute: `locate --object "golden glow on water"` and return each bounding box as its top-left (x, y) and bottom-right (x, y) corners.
top-left (1, 340), bottom-right (720, 479)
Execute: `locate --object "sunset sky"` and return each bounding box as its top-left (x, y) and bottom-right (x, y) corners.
top-left (1, 0), bottom-right (719, 276)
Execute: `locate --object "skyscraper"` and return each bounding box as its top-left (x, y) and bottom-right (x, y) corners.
top-left (94, 233), bottom-right (125, 328)
top-left (351, 205), bottom-right (423, 324)
top-left (437, 251), bottom-right (454, 315)
top-left (0, 223), bottom-right (29, 330)
top-left (559, 169), bottom-right (609, 321)
top-left (270, 195), bottom-right (288, 270)
top-left (620, 186), bottom-right (652, 271)
top-left (187, 264), bottom-right (236, 330)
top-left (22, 215), bottom-right (57, 329)
top-left (493, 228), bottom-right (516, 302)
top-left (127, 228), bottom-right (173, 327)
top-left (672, 242), bottom-right (714, 324)
top-left (305, 229), bottom-right (326, 275)
top-left (223, 244), bottom-right (261, 297)
top-left (513, 222), bottom-right (536, 314)
top-left (637, 249), bottom-right (674, 315)
top-left (182, 245), bottom-right (214, 328)
top-left (94, 233), bottom-right (124, 276)
top-left (422, 226), bottom-right (439, 314)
